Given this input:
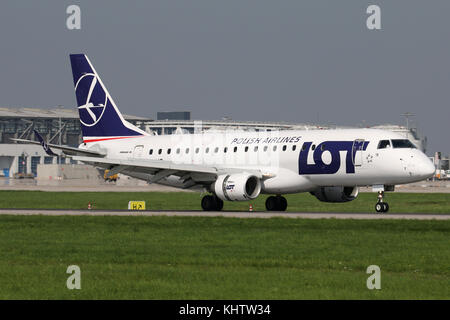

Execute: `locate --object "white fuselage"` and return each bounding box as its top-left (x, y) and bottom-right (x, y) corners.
top-left (82, 128), bottom-right (435, 194)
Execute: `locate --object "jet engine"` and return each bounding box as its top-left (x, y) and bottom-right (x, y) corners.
top-left (311, 186), bottom-right (359, 203)
top-left (214, 174), bottom-right (261, 201)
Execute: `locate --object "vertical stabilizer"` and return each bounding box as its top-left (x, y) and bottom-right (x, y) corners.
top-left (69, 54), bottom-right (147, 142)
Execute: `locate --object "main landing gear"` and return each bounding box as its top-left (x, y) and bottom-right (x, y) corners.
top-left (265, 195), bottom-right (288, 211)
top-left (201, 195), bottom-right (224, 211)
top-left (200, 194), bottom-right (289, 212)
top-left (375, 191), bottom-right (389, 213)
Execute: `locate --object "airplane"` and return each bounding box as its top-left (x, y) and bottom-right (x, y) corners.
top-left (13, 54), bottom-right (436, 213)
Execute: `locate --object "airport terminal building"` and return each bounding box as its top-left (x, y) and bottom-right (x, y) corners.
top-left (0, 107), bottom-right (430, 178)
top-left (0, 107), bottom-right (148, 177)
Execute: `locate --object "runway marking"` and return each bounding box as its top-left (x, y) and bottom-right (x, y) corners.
top-left (0, 209), bottom-right (449, 220)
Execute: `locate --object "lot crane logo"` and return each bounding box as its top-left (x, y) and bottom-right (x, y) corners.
top-left (75, 73), bottom-right (107, 127)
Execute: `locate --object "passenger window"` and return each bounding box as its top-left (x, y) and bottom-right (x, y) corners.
top-left (214, 147), bottom-right (219, 153)
top-left (292, 145), bottom-right (296, 151)
top-left (185, 148), bottom-right (189, 154)
top-left (195, 147), bottom-right (199, 154)
top-left (176, 148), bottom-right (180, 154)
top-left (234, 146), bottom-right (238, 152)
top-left (263, 146), bottom-right (268, 152)
top-left (254, 146), bottom-right (258, 152)
top-left (377, 140), bottom-right (391, 149)
top-left (149, 149), bottom-right (153, 155)
top-left (158, 149), bottom-right (162, 155)
top-left (205, 147), bottom-right (209, 153)
top-left (245, 146), bottom-right (249, 152)
top-left (273, 145), bottom-right (277, 152)
top-left (167, 149), bottom-right (171, 155)
top-left (224, 147), bottom-right (228, 153)
top-left (282, 145), bottom-right (287, 151)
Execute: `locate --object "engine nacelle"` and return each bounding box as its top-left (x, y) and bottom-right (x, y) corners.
top-left (214, 174), bottom-right (261, 201)
top-left (311, 186), bottom-right (359, 203)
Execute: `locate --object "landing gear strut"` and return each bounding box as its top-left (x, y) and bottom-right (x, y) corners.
top-left (265, 195), bottom-right (288, 211)
top-left (375, 191), bottom-right (389, 213)
top-left (201, 195), bottom-right (224, 211)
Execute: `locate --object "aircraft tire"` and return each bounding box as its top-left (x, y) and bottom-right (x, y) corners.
top-left (276, 196), bottom-right (288, 211)
top-left (201, 195), bottom-right (224, 211)
top-left (266, 196), bottom-right (288, 211)
top-left (215, 197), bottom-right (224, 211)
top-left (201, 195), bottom-right (215, 211)
top-left (375, 202), bottom-right (384, 213)
top-left (265, 196), bottom-right (278, 211)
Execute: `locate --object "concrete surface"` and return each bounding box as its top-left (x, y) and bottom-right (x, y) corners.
top-left (0, 208), bottom-right (449, 220)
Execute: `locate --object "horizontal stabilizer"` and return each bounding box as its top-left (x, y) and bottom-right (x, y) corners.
top-left (11, 138), bottom-right (105, 157)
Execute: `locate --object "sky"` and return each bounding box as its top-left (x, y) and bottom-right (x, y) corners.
top-left (0, 0), bottom-right (449, 155)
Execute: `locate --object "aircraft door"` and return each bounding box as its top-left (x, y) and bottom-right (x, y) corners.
top-left (352, 139), bottom-right (365, 167)
top-left (133, 145), bottom-right (144, 158)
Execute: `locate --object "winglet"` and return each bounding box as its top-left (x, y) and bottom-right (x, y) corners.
top-left (34, 130), bottom-right (57, 156)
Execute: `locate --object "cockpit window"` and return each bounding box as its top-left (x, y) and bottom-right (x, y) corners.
top-left (377, 140), bottom-right (391, 149)
top-left (391, 139), bottom-right (417, 149)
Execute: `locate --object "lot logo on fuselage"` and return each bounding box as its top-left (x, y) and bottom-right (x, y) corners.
top-left (75, 73), bottom-right (107, 127)
top-left (298, 141), bottom-right (369, 175)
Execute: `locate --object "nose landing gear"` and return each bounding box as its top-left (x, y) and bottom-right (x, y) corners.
top-left (375, 191), bottom-right (389, 213)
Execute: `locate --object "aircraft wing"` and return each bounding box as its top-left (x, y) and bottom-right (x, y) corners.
top-left (73, 155), bottom-right (268, 186)
top-left (11, 138), bottom-right (106, 157)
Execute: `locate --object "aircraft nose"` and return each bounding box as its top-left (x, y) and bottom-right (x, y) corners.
top-left (415, 156), bottom-right (435, 179)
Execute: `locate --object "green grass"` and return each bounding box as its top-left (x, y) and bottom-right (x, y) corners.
top-left (0, 190), bottom-right (449, 213)
top-left (0, 191), bottom-right (448, 299)
top-left (0, 215), bottom-right (448, 299)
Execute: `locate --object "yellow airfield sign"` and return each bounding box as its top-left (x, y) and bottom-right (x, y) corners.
top-left (128, 201), bottom-right (146, 210)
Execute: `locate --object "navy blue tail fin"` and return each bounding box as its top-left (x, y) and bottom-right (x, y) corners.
top-left (69, 54), bottom-right (147, 142)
